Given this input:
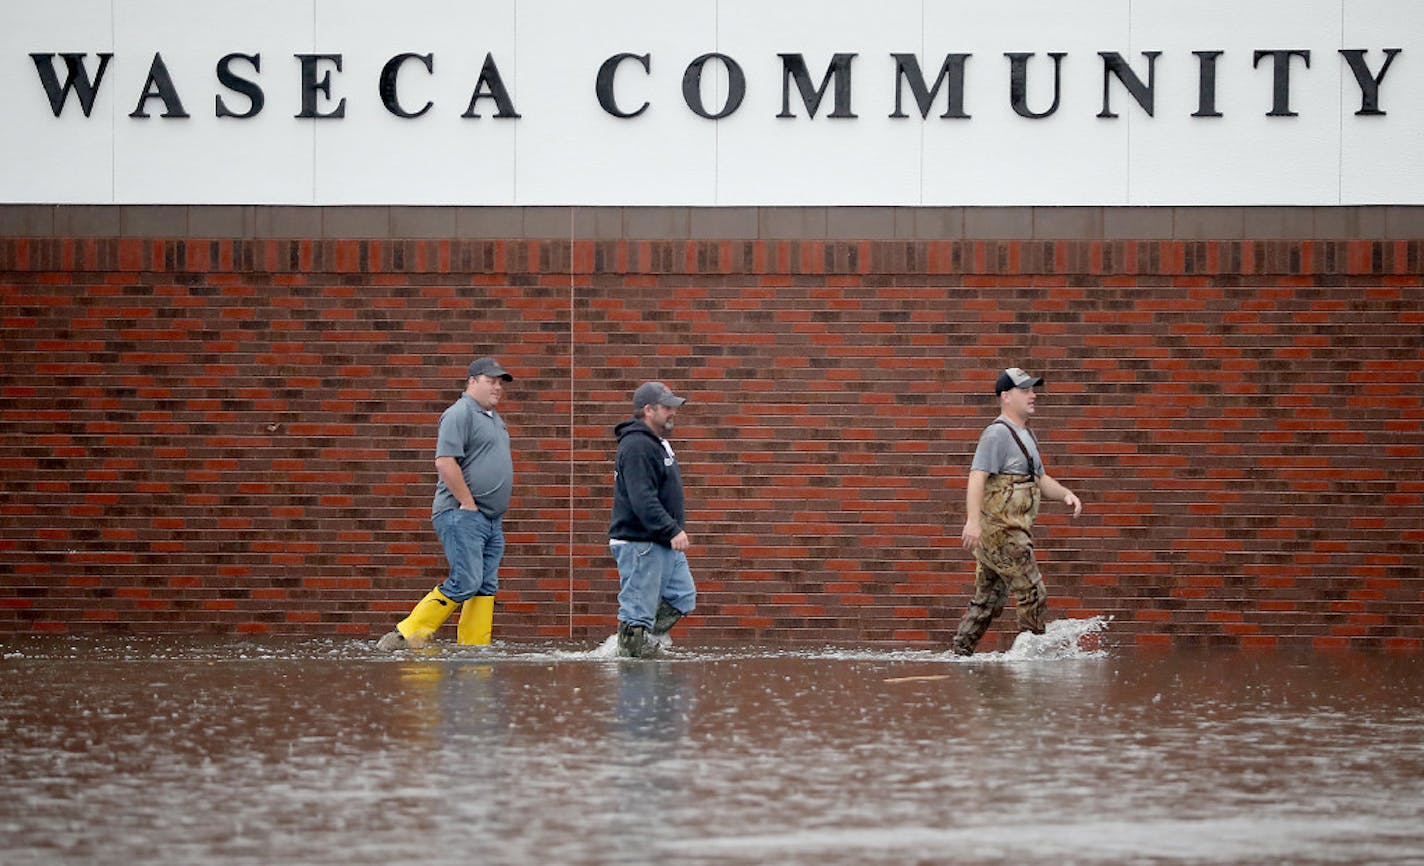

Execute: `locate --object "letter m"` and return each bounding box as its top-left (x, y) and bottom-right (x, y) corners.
top-left (891, 53), bottom-right (970, 119)
top-left (778, 53), bottom-right (857, 118)
top-left (31, 53), bottom-right (113, 117)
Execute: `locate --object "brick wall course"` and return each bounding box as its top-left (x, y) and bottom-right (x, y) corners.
top-left (2, 220), bottom-right (1422, 651)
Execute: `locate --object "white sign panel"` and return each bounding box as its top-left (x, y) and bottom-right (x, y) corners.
top-left (1, 0), bottom-right (1419, 205)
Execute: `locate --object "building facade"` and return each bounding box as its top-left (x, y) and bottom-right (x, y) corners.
top-left (3, 2), bottom-right (1422, 648)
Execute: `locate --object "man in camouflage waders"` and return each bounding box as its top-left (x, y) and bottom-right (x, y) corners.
top-left (952, 367), bottom-right (1083, 656)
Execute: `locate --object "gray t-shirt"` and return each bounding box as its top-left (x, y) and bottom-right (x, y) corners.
top-left (432, 394), bottom-right (514, 518)
top-left (970, 416), bottom-right (1043, 477)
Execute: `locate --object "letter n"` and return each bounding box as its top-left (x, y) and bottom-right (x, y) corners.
top-left (1098, 51), bottom-right (1159, 118)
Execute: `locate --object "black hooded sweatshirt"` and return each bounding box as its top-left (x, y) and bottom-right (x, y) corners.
top-left (608, 418), bottom-right (685, 544)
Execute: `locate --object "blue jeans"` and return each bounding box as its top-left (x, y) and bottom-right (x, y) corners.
top-left (612, 542), bottom-right (696, 629)
top-left (432, 509), bottom-right (504, 602)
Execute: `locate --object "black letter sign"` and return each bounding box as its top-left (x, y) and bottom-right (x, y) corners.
top-left (380, 53), bottom-right (435, 118)
top-left (890, 54), bottom-right (971, 119)
top-left (1098, 51), bottom-right (1159, 118)
top-left (1253, 49), bottom-right (1310, 117)
top-left (216, 53), bottom-right (264, 119)
top-left (596, 53), bottom-right (651, 118)
top-left (31, 52), bottom-right (112, 118)
top-left (295, 53), bottom-right (346, 118)
top-left (462, 53), bottom-right (521, 118)
top-left (682, 53), bottom-right (745, 120)
top-left (1192, 50), bottom-right (1223, 118)
top-left (778, 53), bottom-right (857, 119)
top-left (1007, 52), bottom-right (1065, 119)
top-left (1339, 48), bottom-right (1401, 116)
top-left (130, 52), bottom-right (190, 118)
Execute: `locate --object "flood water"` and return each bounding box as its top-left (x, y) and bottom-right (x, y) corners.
top-left (3, 619), bottom-right (1423, 866)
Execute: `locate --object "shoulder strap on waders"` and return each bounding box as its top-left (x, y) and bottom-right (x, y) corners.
top-left (994, 419), bottom-right (1039, 477)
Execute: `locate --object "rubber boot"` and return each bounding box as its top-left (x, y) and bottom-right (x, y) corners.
top-left (394, 587), bottom-right (458, 648)
top-left (458, 595), bottom-right (495, 646)
top-left (616, 622), bottom-right (648, 658)
top-left (651, 600), bottom-right (683, 638)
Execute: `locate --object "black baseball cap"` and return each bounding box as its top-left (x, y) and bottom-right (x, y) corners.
top-left (467, 357), bottom-right (513, 381)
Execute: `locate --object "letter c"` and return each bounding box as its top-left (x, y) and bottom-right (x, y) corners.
top-left (380, 52), bottom-right (434, 119)
top-left (596, 53), bottom-right (651, 118)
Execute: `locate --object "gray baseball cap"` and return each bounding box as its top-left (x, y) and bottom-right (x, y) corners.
top-left (467, 357), bottom-right (513, 381)
top-left (633, 381), bottom-right (687, 410)
top-left (995, 367), bottom-right (1043, 394)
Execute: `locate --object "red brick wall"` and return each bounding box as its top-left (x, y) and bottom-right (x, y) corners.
top-left (3, 230), bottom-right (1422, 650)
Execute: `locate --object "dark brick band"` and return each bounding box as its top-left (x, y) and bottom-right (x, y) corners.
top-left (2, 212), bottom-right (1421, 650)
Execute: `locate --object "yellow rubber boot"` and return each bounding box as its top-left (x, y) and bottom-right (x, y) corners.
top-left (457, 595), bottom-right (495, 646)
top-left (395, 587), bottom-right (458, 648)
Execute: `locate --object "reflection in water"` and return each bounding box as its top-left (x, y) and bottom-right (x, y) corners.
top-left (610, 659), bottom-right (696, 742)
top-left (389, 661), bottom-right (514, 840)
top-left (1, 636), bottom-right (1422, 865)
top-left (602, 662), bottom-right (697, 863)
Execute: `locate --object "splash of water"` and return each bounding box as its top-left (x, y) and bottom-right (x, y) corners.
top-left (1, 618), bottom-right (1109, 665)
top-left (996, 615), bottom-right (1112, 661)
top-left (569, 630), bottom-right (673, 661)
top-left (587, 634), bottom-right (619, 659)
top-left (559, 618), bottom-right (1110, 664)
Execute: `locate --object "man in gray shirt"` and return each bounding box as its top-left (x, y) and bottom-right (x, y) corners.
top-left (377, 357), bottom-right (515, 650)
top-left (951, 367), bottom-right (1082, 656)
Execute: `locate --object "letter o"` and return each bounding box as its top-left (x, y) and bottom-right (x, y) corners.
top-left (682, 53), bottom-right (745, 120)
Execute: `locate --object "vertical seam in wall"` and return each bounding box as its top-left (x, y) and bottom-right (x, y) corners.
top-left (311, 1), bottom-right (319, 205)
top-left (110, 0), bottom-right (117, 203)
top-left (713, 0), bottom-right (721, 205)
top-left (512, 0), bottom-right (519, 203)
top-left (568, 206), bottom-right (576, 637)
top-left (1126, 0), bottom-right (1133, 205)
top-left (1337, 1), bottom-right (1345, 206)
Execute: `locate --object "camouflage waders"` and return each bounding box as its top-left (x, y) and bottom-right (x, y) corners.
top-left (952, 474), bottom-right (1047, 654)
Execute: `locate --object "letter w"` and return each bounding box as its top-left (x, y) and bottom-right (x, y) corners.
top-left (31, 53), bottom-right (113, 117)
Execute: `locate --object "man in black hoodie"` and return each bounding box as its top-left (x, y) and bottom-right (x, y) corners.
top-left (608, 381), bottom-right (696, 658)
